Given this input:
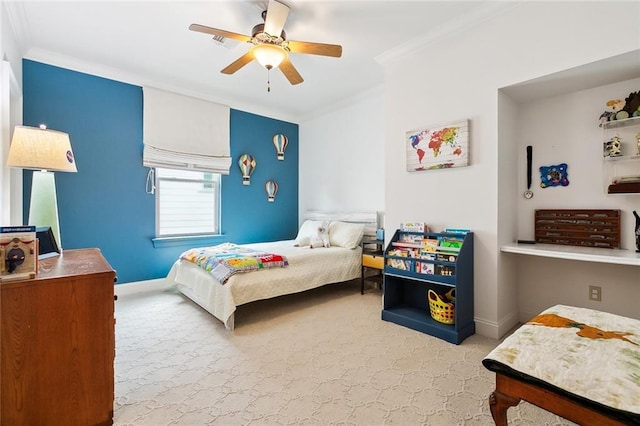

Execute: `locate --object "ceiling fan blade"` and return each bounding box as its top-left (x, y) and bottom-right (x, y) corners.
top-left (221, 52), bottom-right (255, 75)
top-left (287, 40), bottom-right (342, 58)
top-left (264, 0), bottom-right (290, 37)
top-left (279, 58), bottom-right (303, 85)
top-left (189, 23), bottom-right (251, 43)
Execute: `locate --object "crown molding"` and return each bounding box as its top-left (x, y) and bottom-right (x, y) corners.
top-left (3, 0), bottom-right (31, 53)
top-left (298, 84), bottom-right (384, 123)
top-left (23, 47), bottom-right (300, 123)
top-left (376, 2), bottom-right (520, 66)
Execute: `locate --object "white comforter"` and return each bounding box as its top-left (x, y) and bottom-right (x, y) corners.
top-left (166, 240), bottom-right (362, 329)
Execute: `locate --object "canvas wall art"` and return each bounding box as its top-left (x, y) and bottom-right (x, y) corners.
top-left (406, 119), bottom-right (469, 171)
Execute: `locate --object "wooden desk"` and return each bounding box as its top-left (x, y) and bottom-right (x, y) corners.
top-left (1, 248), bottom-right (116, 425)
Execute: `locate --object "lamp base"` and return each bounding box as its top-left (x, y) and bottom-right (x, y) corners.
top-left (28, 171), bottom-right (62, 249)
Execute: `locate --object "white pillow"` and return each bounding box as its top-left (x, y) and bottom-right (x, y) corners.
top-left (294, 220), bottom-right (327, 246)
top-left (329, 221), bottom-right (365, 249)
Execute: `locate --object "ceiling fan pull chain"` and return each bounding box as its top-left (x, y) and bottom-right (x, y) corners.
top-left (267, 68), bottom-right (271, 92)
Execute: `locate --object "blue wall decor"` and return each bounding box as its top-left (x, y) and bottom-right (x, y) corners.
top-left (265, 180), bottom-right (278, 202)
top-left (23, 60), bottom-right (299, 283)
top-left (273, 134), bottom-right (288, 160)
top-left (539, 163), bottom-right (569, 188)
top-left (238, 153), bottom-right (256, 185)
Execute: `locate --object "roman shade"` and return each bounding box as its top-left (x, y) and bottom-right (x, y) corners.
top-left (142, 87), bottom-right (231, 174)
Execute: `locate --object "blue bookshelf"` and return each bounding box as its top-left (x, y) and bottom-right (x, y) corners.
top-left (382, 230), bottom-right (474, 344)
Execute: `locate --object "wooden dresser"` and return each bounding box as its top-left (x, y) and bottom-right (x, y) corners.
top-left (1, 248), bottom-right (116, 425)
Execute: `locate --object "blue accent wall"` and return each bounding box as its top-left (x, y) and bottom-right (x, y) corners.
top-left (23, 60), bottom-right (299, 283)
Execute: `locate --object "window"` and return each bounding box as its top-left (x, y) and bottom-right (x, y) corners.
top-left (155, 168), bottom-right (220, 237)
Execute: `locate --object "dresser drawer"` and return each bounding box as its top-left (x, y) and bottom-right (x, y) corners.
top-left (362, 254), bottom-right (384, 269)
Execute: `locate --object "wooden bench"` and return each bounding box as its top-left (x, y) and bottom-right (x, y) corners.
top-left (483, 305), bottom-right (640, 425)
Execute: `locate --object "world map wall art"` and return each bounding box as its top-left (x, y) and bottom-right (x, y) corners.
top-left (406, 119), bottom-right (469, 172)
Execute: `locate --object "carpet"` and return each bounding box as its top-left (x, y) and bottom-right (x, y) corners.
top-left (114, 280), bottom-right (573, 425)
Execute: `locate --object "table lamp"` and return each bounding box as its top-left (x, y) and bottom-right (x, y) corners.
top-left (6, 125), bottom-right (77, 249)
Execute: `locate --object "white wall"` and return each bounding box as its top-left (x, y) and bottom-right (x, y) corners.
top-left (299, 89), bottom-right (385, 222)
top-left (380, 2), bottom-right (640, 338)
top-left (511, 77), bottom-right (640, 321)
top-left (514, 78), bottom-right (640, 249)
top-left (1, 2), bottom-right (24, 224)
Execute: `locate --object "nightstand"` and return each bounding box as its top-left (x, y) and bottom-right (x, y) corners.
top-left (361, 238), bottom-right (384, 294)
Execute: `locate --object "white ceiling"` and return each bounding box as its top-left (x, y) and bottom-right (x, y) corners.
top-left (7, 1), bottom-right (502, 122)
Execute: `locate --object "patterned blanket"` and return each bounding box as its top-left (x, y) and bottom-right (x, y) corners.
top-left (180, 243), bottom-right (288, 284)
top-left (483, 305), bottom-right (640, 422)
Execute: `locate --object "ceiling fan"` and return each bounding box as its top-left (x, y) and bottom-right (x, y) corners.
top-left (189, 0), bottom-right (342, 90)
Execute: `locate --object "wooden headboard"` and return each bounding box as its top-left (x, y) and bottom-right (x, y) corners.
top-left (303, 211), bottom-right (381, 238)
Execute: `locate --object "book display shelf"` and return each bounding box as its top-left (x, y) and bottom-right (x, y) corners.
top-left (382, 229), bottom-right (474, 344)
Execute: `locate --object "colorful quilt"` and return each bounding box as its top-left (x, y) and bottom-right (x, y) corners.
top-left (483, 305), bottom-right (640, 422)
top-left (180, 243), bottom-right (288, 284)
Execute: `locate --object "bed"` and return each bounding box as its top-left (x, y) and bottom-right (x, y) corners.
top-left (482, 305), bottom-right (640, 425)
top-left (166, 211), bottom-right (379, 330)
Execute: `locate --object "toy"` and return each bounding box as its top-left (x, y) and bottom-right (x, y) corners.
top-left (634, 210), bottom-right (640, 253)
top-left (599, 91), bottom-right (640, 125)
top-left (599, 99), bottom-right (626, 126)
top-left (309, 224), bottom-right (330, 248)
top-left (603, 135), bottom-right (622, 157)
top-left (623, 91), bottom-right (640, 116)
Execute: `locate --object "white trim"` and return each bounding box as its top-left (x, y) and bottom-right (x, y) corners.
top-left (474, 309), bottom-right (519, 340)
top-left (114, 278), bottom-right (171, 297)
top-left (3, 1), bottom-right (30, 53)
top-left (298, 84), bottom-right (383, 123)
top-left (22, 48), bottom-right (299, 124)
top-left (375, 2), bottom-right (518, 66)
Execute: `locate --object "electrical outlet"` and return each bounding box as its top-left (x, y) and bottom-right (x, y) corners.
top-left (589, 285), bottom-right (602, 302)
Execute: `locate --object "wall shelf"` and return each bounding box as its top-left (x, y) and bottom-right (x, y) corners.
top-left (602, 115), bottom-right (640, 130)
top-left (602, 116), bottom-right (640, 194)
top-left (501, 242), bottom-right (640, 266)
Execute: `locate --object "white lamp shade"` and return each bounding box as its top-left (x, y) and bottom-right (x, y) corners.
top-left (251, 44), bottom-right (288, 69)
top-left (7, 125), bottom-right (77, 172)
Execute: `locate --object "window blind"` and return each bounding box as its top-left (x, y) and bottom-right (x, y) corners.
top-left (142, 87), bottom-right (231, 174)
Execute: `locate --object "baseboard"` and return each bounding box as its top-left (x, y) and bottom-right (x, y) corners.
top-left (114, 278), bottom-right (171, 297)
top-left (474, 309), bottom-right (520, 340)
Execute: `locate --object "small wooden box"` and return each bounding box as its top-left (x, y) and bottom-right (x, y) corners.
top-left (534, 209), bottom-right (620, 249)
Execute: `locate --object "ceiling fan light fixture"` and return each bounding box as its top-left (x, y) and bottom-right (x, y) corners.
top-left (251, 44), bottom-right (288, 69)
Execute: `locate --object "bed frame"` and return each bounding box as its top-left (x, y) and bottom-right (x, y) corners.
top-left (170, 210), bottom-right (382, 331)
top-left (489, 373), bottom-right (627, 426)
top-left (302, 210), bottom-right (380, 238)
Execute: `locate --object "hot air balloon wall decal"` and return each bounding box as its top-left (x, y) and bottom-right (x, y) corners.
top-left (273, 134), bottom-right (288, 161)
top-left (238, 153), bottom-right (256, 185)
top-left (265, 180), bottom-right (278, 202)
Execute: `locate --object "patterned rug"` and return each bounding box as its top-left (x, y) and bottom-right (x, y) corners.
top-left (114, 281), bottom-right (574, 425)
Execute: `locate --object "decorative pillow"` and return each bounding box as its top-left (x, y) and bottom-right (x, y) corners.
top-left (294, 220), bottom-right (327, 246)
top-left (328, 221), bottom-right (365, 249)
top-left (309, 223), bottom-right (330, 248)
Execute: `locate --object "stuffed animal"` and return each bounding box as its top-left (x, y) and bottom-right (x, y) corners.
top-left (623, 91), bottom-right (640, 116)
top-left (309, 224), bottom-right (330, 248)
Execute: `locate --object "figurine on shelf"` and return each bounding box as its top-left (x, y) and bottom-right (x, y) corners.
top-left (634, 210), bottom-right (640, 253)
top-left (603, 135), bottom-right (622, 157)
top-left (636, 131), bottom-right (640, 156)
